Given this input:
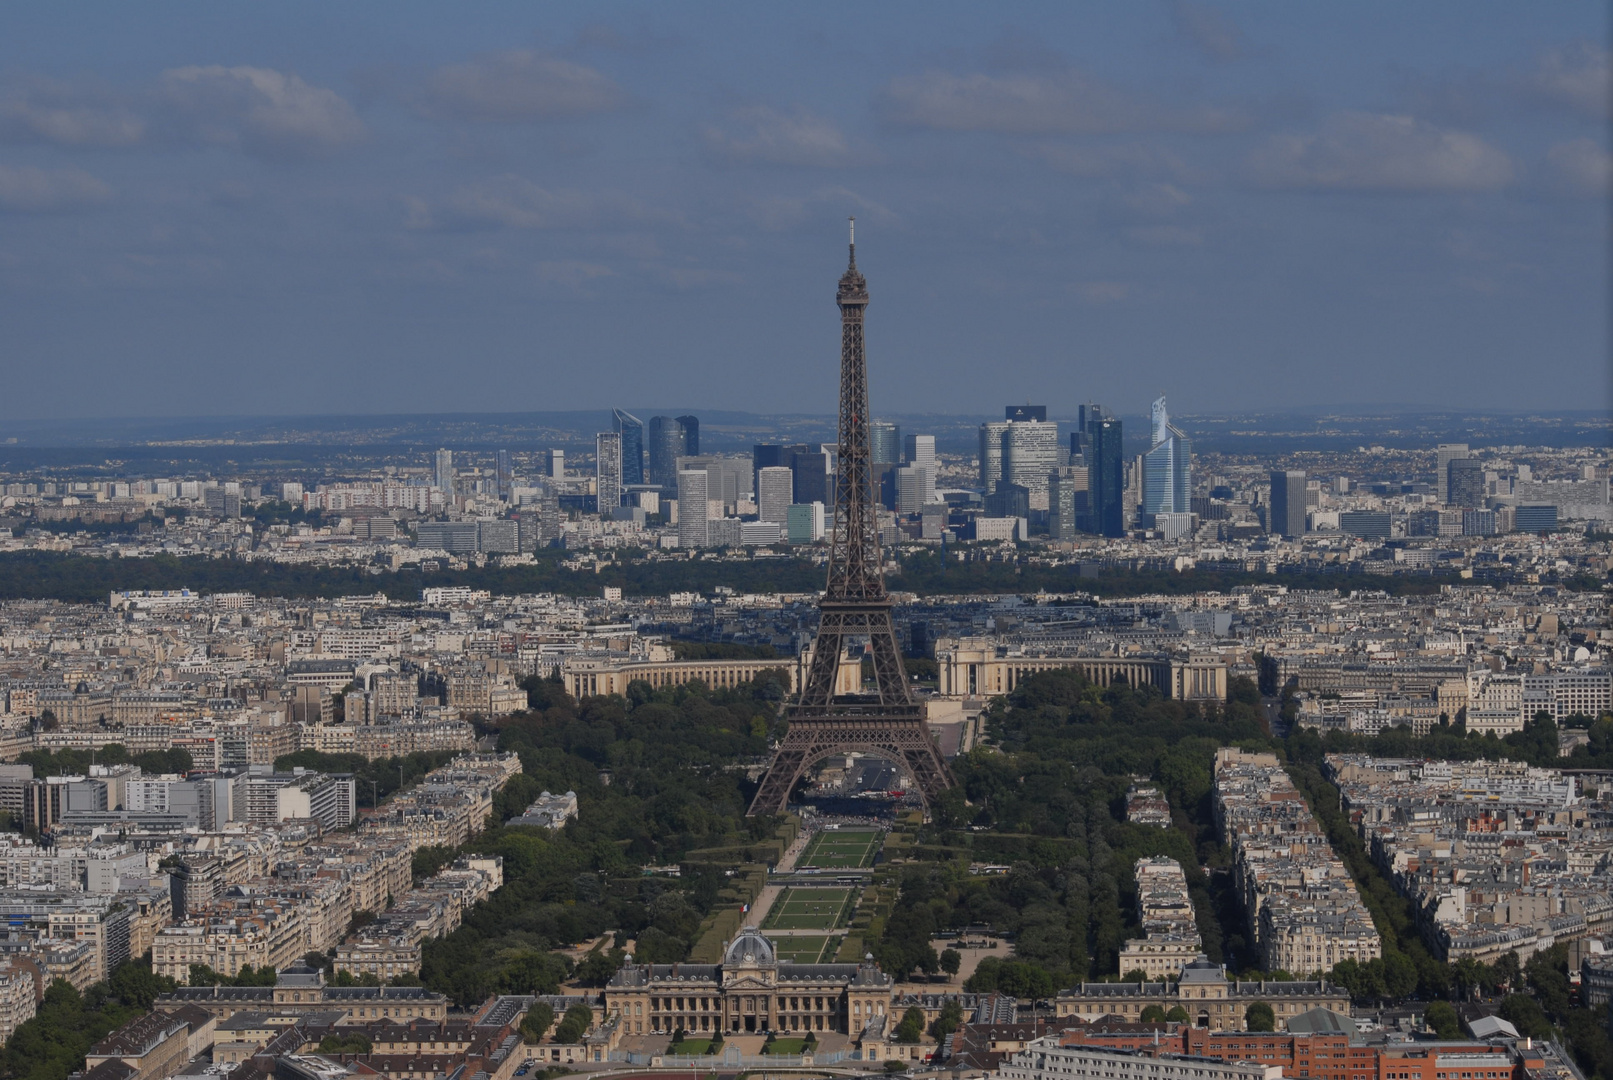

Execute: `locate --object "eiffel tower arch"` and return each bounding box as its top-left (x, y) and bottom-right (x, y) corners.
top-left (748, 221), bottom-right (954, 816)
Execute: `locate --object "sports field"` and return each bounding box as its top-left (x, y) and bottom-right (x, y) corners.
top-left (761, 887), bottom-right (856, 931)
top-left (770, 935), bottom-right (842, 964)
top-left (797, 828), bottom-right (883, 869)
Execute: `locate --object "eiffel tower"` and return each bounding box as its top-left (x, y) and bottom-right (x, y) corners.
top-left (748, 221), bottom-right (954, 816)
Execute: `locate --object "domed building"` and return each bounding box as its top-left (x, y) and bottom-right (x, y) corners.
top-left (605, 927), bottom-right (894, 1037)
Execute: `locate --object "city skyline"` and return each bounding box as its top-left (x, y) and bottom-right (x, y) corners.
top-left (0, 3), bottom-right (1606, 420)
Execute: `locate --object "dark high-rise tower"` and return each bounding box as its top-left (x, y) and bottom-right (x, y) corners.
top-left (749, 221), bottom-right (953, 816)
top-left (1269, 469), bottom-right (1307, 537)
top-left (675, 415), bottom-right (700, 457)
top-left (1087, 414), bottom-right (1124, 536)
top-left (613, 409), bottom-right (645, 486)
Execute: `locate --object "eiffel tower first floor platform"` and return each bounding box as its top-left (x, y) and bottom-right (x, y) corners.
top-left (746, 701), bottom-right (953, 816)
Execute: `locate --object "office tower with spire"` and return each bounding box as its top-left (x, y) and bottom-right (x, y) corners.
top-left (612, 409), bottom-right (645, 486)
top-left (1142, 396), bottom-right (1192, 518)
top-left (596, 431), bottom-right (623, 512)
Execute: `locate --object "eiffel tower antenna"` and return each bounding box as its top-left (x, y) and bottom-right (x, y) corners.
top-left (748, 227), bottom-right (954, 816)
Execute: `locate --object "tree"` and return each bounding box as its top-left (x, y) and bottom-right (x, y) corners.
top-left (929, 999), bottom-right (963, 1041)
top-left (575, 949), bottom-right (625, 985)
top-left (939, 949), bottom-right (961, 979)
top-left (1165, 1006), bottom-right (1189, 1023)
top-left (521, 1002), bottom-right (555, 1044)
top-left (318, 1032), bottom-right (373, 1055)
top-left (1424, 1001), bottom-right (1461, 1039)
top-left (893, 1006), bottom-right (925, 1043)
top-left (884, 1060), bottom-right (908, 1073)
top-left (1245, 1002), bottom-right (1275, 1032)
top-left (1140, 1005), bottom-right (1167, 1023)
top-left (554, 1002), bottom-right (594, 1043)
top-left (1497, 995), bottom-right (1552, 1040)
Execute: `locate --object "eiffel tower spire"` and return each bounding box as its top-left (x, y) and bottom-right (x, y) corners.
top-left (748, 225), bottom-right (954, 816)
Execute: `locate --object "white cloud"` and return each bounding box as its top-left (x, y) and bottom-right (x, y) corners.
top-left (0, 81), bottom-right (144, 147)
top-left (882, 68), bottom-right (1246, 135)
top-left (1526, 41), bottom-right (1610, 120)
top-left (702, 107), bottom-right (857, 168)
top-left (1248, 112), bottom-right (1513, 192)
top-left (1546, 138), bottom-right (1613, 198)
top-left (420, 52), bottom-right (626, 121)
top-left (428, 174), bottom-right (666, 231)
top-left (0, 164), bottom-right (112, 213)
top-left (157, 66), bottom-right (363, 157)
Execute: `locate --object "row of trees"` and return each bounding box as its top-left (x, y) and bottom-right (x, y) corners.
top-left (0, 961), bottom-right (177, 1080)
top-left (13, 549), bottom-right (1583, 607)
top-left (416, 671), bottom-right (792, 1008)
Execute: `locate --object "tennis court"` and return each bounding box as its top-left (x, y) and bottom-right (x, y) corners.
top-left (761, 887), bottom-right (856, 931)
top-left (770, 935), bottom-right (842, 964)
top-left (797, 828), bottom-right (883, 869)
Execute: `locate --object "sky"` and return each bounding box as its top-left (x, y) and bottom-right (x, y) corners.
top-left (0, 2), bottom-right (1608, 422)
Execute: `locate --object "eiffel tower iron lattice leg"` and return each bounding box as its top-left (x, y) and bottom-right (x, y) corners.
top-left (749, 221), bottom-right (954, 816)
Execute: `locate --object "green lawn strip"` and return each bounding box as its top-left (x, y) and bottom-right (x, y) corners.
top-left (763, 1039), bottom-right (808, 1054)
top-left (669, 1039), bottom-right (712, 1055)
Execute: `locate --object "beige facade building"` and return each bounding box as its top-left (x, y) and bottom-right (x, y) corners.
top-left (1055, 956), bottom-right (1348, 1031)
top-left (605, 928), bottom-right (893, 1037)
top-left (933, 641), bottom-right (1227, 701)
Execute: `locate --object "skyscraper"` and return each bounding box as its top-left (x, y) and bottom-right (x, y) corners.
top-left (1436, 443), bottom-right (1470, 504)
top-left (613, 409), bottom-right (645, 486)
top-left (543, 449), bottom-right (564, 481)
top-left (434, 449), bottom-right (454, 493)
top-left (1269, 470), bottom-right (1307, 537)
top-left (753, 444), bottom-right (786, 497)
top-left (870, 421), bottom-right (900, 467)
top-left (1087, 415), bottom-right (1124, 537)
top-left (596, 432), bottom-right (623, 511)
top-left (677, 468), bottom-right (709, 548)
top-left (791, 449), bottom-right (828, 506)
top-left (979, 420), bottom-right (1010, 494)
top-left (1003, 420), bottom-right (1061, 510)
top-left (1142, 396), bottom-right (1192, 517)
top-left (1447, 457), bottom-right (1484, 509)
top-left (1049, 466), bottom-right (1088, 540)
top-left (494, 449), bottom-right (513, 501)
top-left (894, 465), bottom-right (927, 514)
top-left (903, 434), bottom-right (936, 504)
top-left (757, 466), bottom-right (793, 524)
top-left (647, 416), bottom-right (682, 487)
top-left (675, 415), bottom-right (700, 457)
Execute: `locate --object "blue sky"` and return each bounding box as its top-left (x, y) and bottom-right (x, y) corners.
top-left (0, 2), bottom-right (1607, 420)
